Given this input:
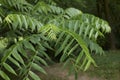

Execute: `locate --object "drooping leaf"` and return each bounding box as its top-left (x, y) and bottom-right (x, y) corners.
top-left (8, 56), bottom-right (21, 68)
top-left (12, 49), bottom-right (25, 65)
top-left (29, 71), bottom-right (41, 80)
top-left (0, 70), bottom-right (10, 80)
top-left (3, 63), bottom-right (17, 75)
top-left (23, 40), bottom-right (35, 51)
top-left (32, 63), bottom-right (46, 74)
top-left (35, 56), bottom-right (48, 66)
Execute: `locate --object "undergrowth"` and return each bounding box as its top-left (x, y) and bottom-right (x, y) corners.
top-left (87, 50), bottom-right (120, 80)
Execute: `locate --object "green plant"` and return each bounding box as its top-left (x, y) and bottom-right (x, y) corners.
top-left (0, 0), bottom-right (111, 80)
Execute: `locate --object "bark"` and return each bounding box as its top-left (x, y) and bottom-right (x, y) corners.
top-left (103, 0), bottom-right (116, 49)
top-left (96, 0), bottom-right (104, 17)
top-left (96, 0), bottom-right (116, 49)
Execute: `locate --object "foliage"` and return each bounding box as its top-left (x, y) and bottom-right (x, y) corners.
top-left (55, 0), bottom-right (120, 49)
top-left (0, 0), bottom-right (110, 80)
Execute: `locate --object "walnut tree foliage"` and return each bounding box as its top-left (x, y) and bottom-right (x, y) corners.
top-left (0, 0), bottom-right (111, 80)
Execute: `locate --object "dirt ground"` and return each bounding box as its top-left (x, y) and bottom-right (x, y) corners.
top-left (37, 63), bottom-right (103, 80)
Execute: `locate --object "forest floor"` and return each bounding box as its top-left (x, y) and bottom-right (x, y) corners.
top-left (38, 63), bottom-right (102, 80)
top-left (37, 50), bottom-right (120, 80)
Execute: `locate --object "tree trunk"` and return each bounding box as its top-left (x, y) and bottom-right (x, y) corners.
top-left (96, 0), bottom-right (104, 17)
top-left (103, 0), bottom-right (116, 49)
top-left (96, 0), bottom-right (116, 49)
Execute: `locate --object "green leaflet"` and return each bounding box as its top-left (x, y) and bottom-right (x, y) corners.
top-left (22, 15), bottom-right (28, 29)
top-left (89, 28), bottom-right (94, 38)
top-left (84, 60), bottom-right (91, 71)
top-left (63, 39), bottom-right (75, 55)
top-left (29, 17), bottom-right (35, 31)
top-left (60, 39), bottom-right (75, 62)
top-left (76, 50), bottom-right (84, 64)
top-left (50, 5), bottom-right (64, 14)
top-left (65, 8), bottom-right (82, 18)
top-left (38, 50), bottom-right (50, 60)
top-left (55, 35), bottom-right (71, 56)
top-left (67, 44), bottom-right (79, 55)
top-left (29, 71), bottom-right (41, 80)
top-left (55, 32), bottom-right (65, 46)
top-left (23, 40), bottom-right (35, 51)
top-left (12, 49), bottom-right (25, 65)
top-left (30, 36), bottom-right (39, 44)
top-left (35, 56), bottom-right (48, 66)
top-left (26, 78), bottom-right (30, 80)
top-left (84, 25), bottom-right (90, 38)
top-left (1, 45), bottom-right (16, 63)
top-left (60, 52), bottom-right (68, 62)
top-left (3, 63), bottom-right (17, 75)
top-left (58, 27), bottom-right (97, 70)
top-left (4, 14), bottom-right (43, 31)
top-left (12, 15), bottom-right (19, 30)
top-left (79, 23), bottom-right (84, 35)
top-left (17, 44), bottom-right (28, 58)
top-left (80, 57), bottom-right (87, 69)
top-left (8, 56), bottom-right (21, 68)
top-left (16, 15), bottom-right (22, 29)
top-left (73, 20), bottom-right (79, 32)
top-left (88, 39), bottom-right (104, 55)
top-left (32, 63), bottom-right (46, 74)
top-left (0, 70), bottom-right (10, 80)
